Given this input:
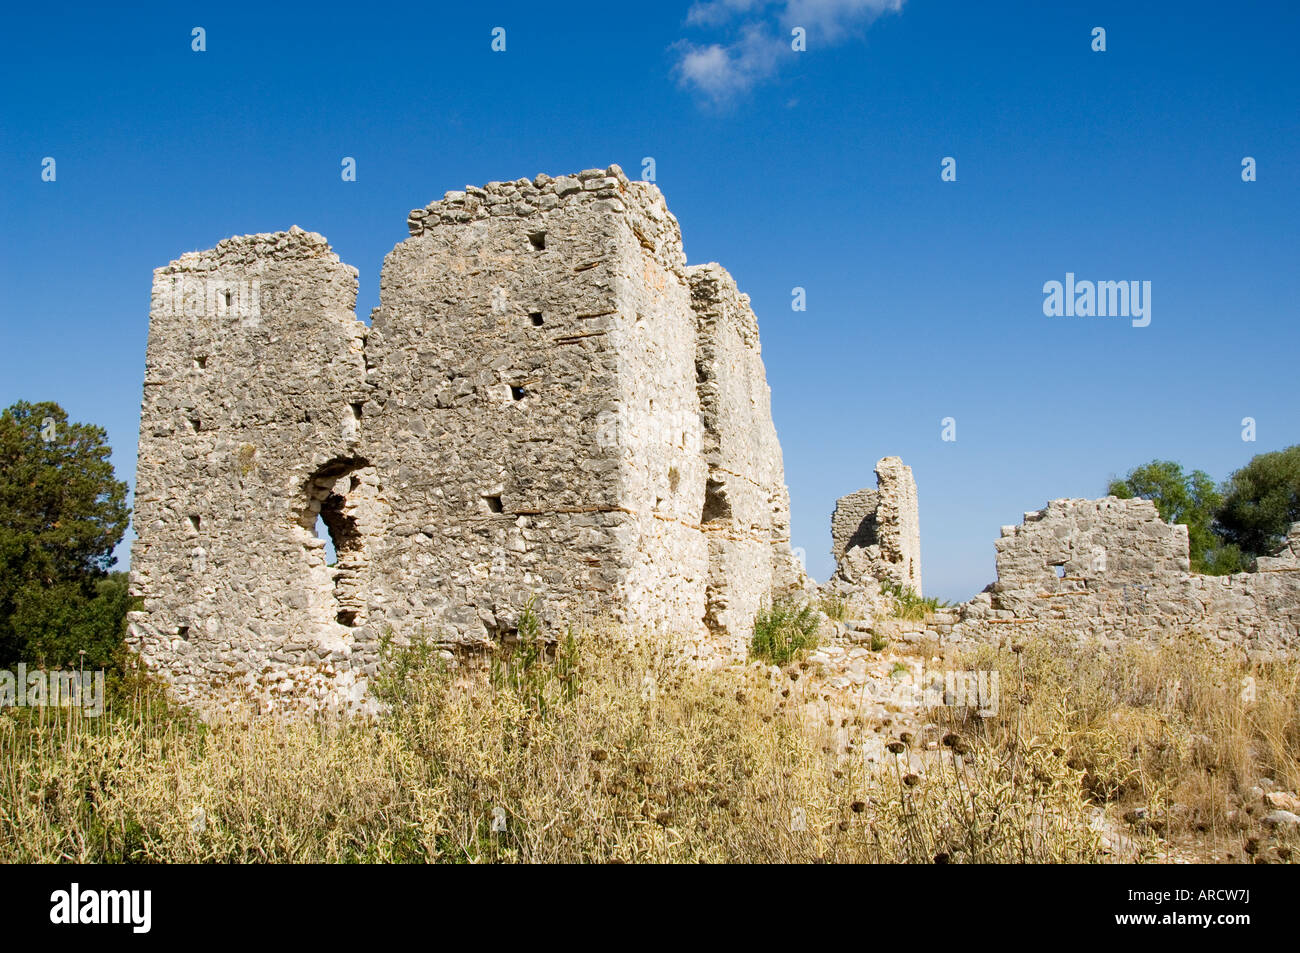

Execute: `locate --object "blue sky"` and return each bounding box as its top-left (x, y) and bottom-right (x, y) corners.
top-left (2, 0), bottom-right (1297, 601)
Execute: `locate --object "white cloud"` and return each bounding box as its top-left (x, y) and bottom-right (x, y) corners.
top-left (685, 0), bottom-right (766, 28)
top-left (674, 0), bottom-right (905, 103)
top-left (782, 0), bottom-right (904, 40)
top-left (674, 25), bottom-right (788, 102)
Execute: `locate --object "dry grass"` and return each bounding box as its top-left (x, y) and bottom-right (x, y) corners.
top-left (954, 635), bottom-right (1300, 861)
top-left (0, 625), bottom-right (1295, 863)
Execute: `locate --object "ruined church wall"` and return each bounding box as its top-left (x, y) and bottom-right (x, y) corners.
top-left (688, 264), bottom-right (800, 655)
top-left (371, 167), bottom-right (708, 643)
top-left (950, 498), bottom-right (1300, 655)
top-left (128, 229), bottom-right (375, 710)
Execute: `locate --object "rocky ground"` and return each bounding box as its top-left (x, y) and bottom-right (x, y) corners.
top-left (745, 605), bottom-right (1300, 863)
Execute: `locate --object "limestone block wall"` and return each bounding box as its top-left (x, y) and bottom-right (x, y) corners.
top-left (688, 264), bottom-right (804, 656)
top-left (601, 177), bottom-right (709, 640)
top-left (990, 497), bottom-right (1190, 614)
top-left (128, 166), bottom-right (802, 711)
top-left (950, 498), bottom-right (1300, 655)
top-left (832, 456), bottom-right (922, 594)
top-left (366, 168), bottom-right (710, 644)
top-left (831, 488), bottom-right (878, 563)
top-left (875, 457), bottom-right (922, 594)
top-left (128, 228), bottom-right (375, 711)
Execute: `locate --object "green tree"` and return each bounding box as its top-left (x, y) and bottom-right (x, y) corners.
top-left (1216, 445), bottom-right (1300, 559)
top-left (1107, 460), bottom-right (1242, 574)
top-left (0, 401), bottom-right (131, 667)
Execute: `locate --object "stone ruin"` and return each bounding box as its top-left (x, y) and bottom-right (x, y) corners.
top-left (829, 456), bottom-right (922, 595)
top-left (948, 499), bottom-right (1300, 655)
top-left (126, 164), bottom-right (1300, 714)
top-left (821, 466), bottom-right (1299, 657)
top-left (127, 166), bottom-right (805, 712)
top-left (909, 498), bottom-right (1298, 657)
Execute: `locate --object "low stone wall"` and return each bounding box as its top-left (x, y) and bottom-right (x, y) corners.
top-left (942, 499), bottom-right (1300, 657)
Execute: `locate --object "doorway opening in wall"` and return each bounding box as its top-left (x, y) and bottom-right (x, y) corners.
top-left (301, 457), bottom-right (380, 629)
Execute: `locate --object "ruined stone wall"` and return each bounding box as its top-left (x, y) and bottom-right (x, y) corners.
top-left (128, 228), bottom-right (376, 710)
top-left (830, 488), bottom-right (878, 564)
top-left (948, 498), bottom-right (1300, 656)
top-left (832, 456), bottom-right (922, 594)
top-left (128, 166), bottom-right (801, 711)
top-left (369, 168), bottom-right (708, 645)
top-left (689, 264), bottom-right (805, 656)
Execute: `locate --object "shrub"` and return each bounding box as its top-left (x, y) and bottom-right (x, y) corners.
top-left (881, 582), bottom-right (946, 621)
top-left (488, 599), bottom-right (580, 717)
top-left (750, 599), bottom-right (819, 665)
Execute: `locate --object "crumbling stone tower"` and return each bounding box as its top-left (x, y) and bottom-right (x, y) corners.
top-left (830, 456), bottom-right (922, 594)
top-left (130, 228), bottom-right (372, 707)
top-left (128, 166), bottom-right (804, 711)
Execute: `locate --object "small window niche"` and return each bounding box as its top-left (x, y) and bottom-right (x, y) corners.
top-left (483, 494), bottom-right (504, 514)
top-left (702, 477), bottom-right (731, 524)
top-left (528, 231), bottom-right (546, 251)
top-left (529, 312), bottom-right (544, 327)
top-left (510, 385), bottom-right (528, 401)
top-left (1054, 563), bottom-right (1067, 578)
top-left (350, 402), bottom-right (363, 421)
top-left (188, 514), bottom-right (201, 531)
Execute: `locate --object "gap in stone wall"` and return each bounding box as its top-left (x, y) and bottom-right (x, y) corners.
top-left (702, 478), bottom-right (731, 524)
top-left (301, 458), bottom-right (377, 630)
top-left (314, 515), bottom-right (338, 565)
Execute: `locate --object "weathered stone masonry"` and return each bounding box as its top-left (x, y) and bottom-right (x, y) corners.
top-left (821, 473), bottom-right (1299, 657)
top-left (127, 166), bottom-right (804, 711)
top-left (831, 457), bottom-right (922, 594)
top-left (946, 498), bottom-right (1300, 655)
